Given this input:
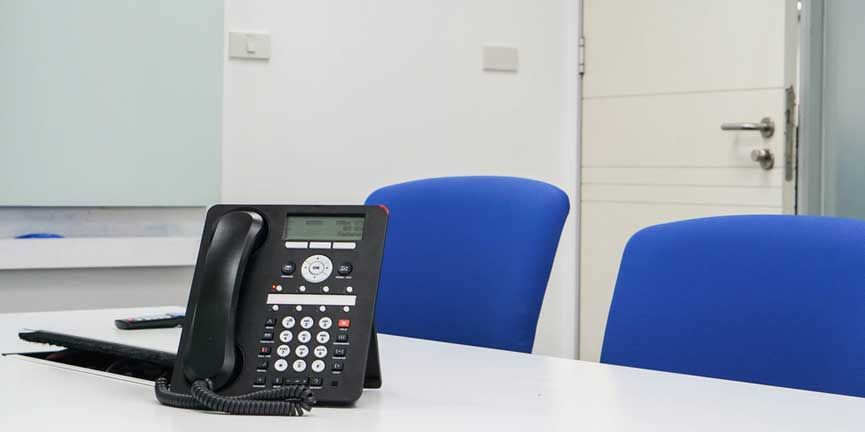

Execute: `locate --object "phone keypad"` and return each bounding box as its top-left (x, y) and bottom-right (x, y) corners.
top-left (256, 309), bottom-right (352, 389)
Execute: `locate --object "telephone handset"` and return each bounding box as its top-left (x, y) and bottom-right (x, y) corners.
top-left (156, 205), bottom-right (388, 416)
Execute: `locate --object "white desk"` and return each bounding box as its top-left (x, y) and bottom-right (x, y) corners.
top-left (2, 307), bottom-right (864, 431)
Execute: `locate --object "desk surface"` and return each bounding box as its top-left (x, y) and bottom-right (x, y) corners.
top-left (2, 307), bottom-right (864, 431)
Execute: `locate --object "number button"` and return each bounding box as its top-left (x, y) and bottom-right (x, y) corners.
top-left (274, 359), bottom-right (288, 372)
top-left (300, 316), bottom-right (314, 329)
top-left (311, 360), bottom-right (326, 373)
top-left (316, 331), bottom-right (330, 344)
top-left (295, 345), bottom-right (309, 358)
top-left (319, 317), bottom-right (333, 329)
top-left (298, 331), bottom-right (311, 344)
top-left (277, 344), bottom-right (291, 357)
top-left (292, 359), bottom-right (307, 372)
top-left (279, 330), bottom-right (293, 343)
top-left (313, 345), bottom-right (328, 358)
top-left (282, 316), bottom-right (295, 329)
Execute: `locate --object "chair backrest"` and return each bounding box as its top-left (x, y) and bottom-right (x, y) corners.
top-left (601, 215), bottom-right (865, 397)
top-left (365, 176), bottom-right (569, 352)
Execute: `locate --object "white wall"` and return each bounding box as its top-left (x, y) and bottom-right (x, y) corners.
top-left (223, 0), bottom-right (580, 358)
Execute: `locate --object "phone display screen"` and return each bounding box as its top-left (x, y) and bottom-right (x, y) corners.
top-left (283, 215), bottom-right (365, 241)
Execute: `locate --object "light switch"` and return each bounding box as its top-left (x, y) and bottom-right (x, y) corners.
top-left (482, 46), bottom-right (519, 72)
top-left (229, 32), bottom-right (270, 60)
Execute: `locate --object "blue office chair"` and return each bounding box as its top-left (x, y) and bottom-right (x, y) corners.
top-left (365, 176), bottom-right (569, 352)
top-left (601, 215), bottom-right (865, 397)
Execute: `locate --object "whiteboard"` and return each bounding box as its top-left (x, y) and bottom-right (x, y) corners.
top-left (0, 0), bottom-right (222, 206)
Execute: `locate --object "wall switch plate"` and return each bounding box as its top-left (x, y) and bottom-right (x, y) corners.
top-left (228, 32), bottom-right (271, 60)
top-left (482, 46), bottom-right (519, 72)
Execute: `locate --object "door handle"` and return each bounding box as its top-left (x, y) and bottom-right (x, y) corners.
top-left (720, 117), bottom-right (775, 138)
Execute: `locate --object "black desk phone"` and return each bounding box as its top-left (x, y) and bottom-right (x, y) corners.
top-left (156, 205), bottom-right (388, 415)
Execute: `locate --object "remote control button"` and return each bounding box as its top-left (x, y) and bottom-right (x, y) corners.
top-left (282, 316), bottom-right (295, 329)
top-left (300, 255), bottom-right (333, 283)
top-left (295, 345), bottom-right (309, 358)
top-left (298, 331), bottom-right (311, 344)
top-left (254, 375), bottom-right (266, 386)
top-left (277, 344), bottom-right (291, 357)
top-left (293, 359), bottom-right (307, 372)
top-left (279, 330), bottom-right (293, 343)
top-left (281, 262), bottom-right (296, 275)
top-left (311, 360), bottom-right (326, 373)
top-left (338, 319), bottom-right (351, 329)
top-left (316, 331), bottom-right (331, 344)
top-left (314, 345), bottom-right (328, 358)
top-left (319, 317), bottom-right (333, 329)
top-left (337, 263), bottom-right (353, 276)
top-left (336, 334), bottom-right (349, 343)
top-left (259, 346), bottom-right (272, 355)
top-left (310, 377), bottom-right (324, 387)
top-left (300, 316), bottom-right (314, 329)
top-left (256, 360), bottom-right (269, 370)
top-left (332, 361), bottom-right (344, 372)
top-left (265, 317), bottom-right (276, 327)
top-left (274, 359), bottom-right (289, 372)
top-left (261, 332), bottom-right (274, 341)
top-left (334, 347), bottom-right (347, 358)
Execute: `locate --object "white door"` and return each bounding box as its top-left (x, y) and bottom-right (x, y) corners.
top-left (579, 0), bottom-right (799, 361)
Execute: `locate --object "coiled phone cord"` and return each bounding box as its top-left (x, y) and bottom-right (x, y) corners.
top-left (155, 377), bottom-right (316, 416)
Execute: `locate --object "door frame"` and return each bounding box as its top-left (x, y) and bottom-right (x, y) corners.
top-left (796, 0), bottom-right (824, 215)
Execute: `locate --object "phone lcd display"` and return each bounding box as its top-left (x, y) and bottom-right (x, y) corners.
top-left (283, 216), bottom-right (365, 241)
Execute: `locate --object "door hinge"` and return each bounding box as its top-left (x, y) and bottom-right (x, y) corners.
top-left (578, 36), bottom-right (586, 76)
top-left (784, 85), bottom-right (796, 182)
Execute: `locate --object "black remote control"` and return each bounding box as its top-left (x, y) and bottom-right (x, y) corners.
top-left (115, 312), bottom-right (185, 330)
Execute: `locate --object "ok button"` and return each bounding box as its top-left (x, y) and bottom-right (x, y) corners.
top-left (309, 263), bottom-right (324, 274)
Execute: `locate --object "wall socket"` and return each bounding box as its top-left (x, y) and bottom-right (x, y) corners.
top-left (228, 32), bottom-right (271, 60)
top-left (482, 46), bottom-right (519, 72)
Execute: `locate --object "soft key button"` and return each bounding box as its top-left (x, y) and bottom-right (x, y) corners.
top-left (284, 241), bottom-right (308, 249)
top-left (332, 242), bottom-right (356, 250)
top-left (309, 242), bottom-right (332, 249)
